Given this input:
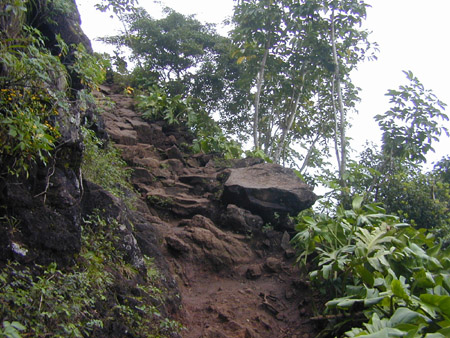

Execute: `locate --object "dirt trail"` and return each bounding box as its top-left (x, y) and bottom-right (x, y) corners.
top-left (97, 86), bottom-right (319, 338)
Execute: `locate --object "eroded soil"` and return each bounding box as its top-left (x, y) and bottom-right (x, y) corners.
top-left (97, 85), bottom-right (321, 338)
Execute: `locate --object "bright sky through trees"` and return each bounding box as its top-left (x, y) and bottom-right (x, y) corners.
top-left (76, 0), bottom-right (450, 164)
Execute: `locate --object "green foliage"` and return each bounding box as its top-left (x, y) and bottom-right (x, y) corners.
top-left (292, 196), bottom-right (450, 337)
top-left (81, 127), bottom-right (135, 201)
top-left (434, 156), bottom-right (450, 185)
top-left (0, 212), bottom-right (182, 338)
top-left (375, 70), bottom-right (448, 163)
top-left (0, 26), bottom-right (66, 177)
top-left (136, 85), bottom-right (195, 125)
top-left (244, 149), bottom-right (273, 163)
top-left (95, 0), bottom-right (139, 16)
top-left (0, 5), bottom-right (109, 178)
top-left (0, 321), bottom-right (26, 338)
top-left (192, 127), bottom-right (243, 160)
top-left (136, 86), bottom-right (243, 159)
top-left (229, 0), bottom-right (374, 166)
top-left (69, 44), bottom-right (109, 91)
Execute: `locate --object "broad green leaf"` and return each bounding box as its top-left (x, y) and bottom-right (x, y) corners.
top-left (356, 265), bottom-right (375, 287)
top-left (337, 298), bottom-right (362, 309)
top-left (392, 279), bottom-right (410, 301)
top-left (389, 307), bottom-right (422, 327)
top-left (364, 296), bottom-right (385, 307)
top-left (352, 195), bottom-right (364, 211)
top-left (420, 294), bottom-right (450, 317)
top-left (359, 327), bottom-right (406, 338)
top-left (437, 326), bottom-right (450, 336)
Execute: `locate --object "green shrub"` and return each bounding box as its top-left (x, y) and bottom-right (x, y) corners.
top-left (136, 85), bottom-right (243, 159)
top-left (292, 195), bottom-right (450, 337)
top-left (81, 126), bottom-right (135, 202)
top-left (0, 212), bottom-right (183, 338)
top-left (0, 27), bottom-right (65, 177)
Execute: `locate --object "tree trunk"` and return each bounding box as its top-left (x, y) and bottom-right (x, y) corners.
top-left (299, 134), bottom-right (321, 173)
top-left (253, 40), bottom-right (270, 150)
top-left (331, 10), bottom-right (347, 186)
top-left (273, 91), bottom-right (302, 163)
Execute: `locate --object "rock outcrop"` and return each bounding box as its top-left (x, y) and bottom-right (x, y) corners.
top-left (222, 163), bottom-right (317, 229)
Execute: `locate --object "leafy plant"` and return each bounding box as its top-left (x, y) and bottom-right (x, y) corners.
top-left (0, 212), bottom-right (183, 337)
top-left (81, 126), bottom-right (135, 203)
top-left (68, 43), bottom-right (109, 91)
top-left (0, 321), bottom-right (26, 338)
top-left (136, 85), bottom-right (244, 159)
top-left (375, 70), bottom-right (448, 164)
top-left (0, 26), bottom-right (65, 177)
top-left (292, 195), bottom-right (450, 337)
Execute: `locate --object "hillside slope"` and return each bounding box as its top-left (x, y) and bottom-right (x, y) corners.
top-left (97, 84), bottom-right (320, 337)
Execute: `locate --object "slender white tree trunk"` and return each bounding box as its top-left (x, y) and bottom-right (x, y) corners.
top-left (253, 42), bottom-right (270, 150)
top-left (273, 91), bottom-right (302, 163)
top-left (331, 10), bottom-right (347, 184)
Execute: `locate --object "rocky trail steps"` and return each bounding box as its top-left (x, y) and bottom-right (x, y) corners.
top-left (97, 85), bottom-right (320, 338)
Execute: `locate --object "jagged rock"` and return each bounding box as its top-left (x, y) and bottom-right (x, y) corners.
top-left (169, 215), bottom-right (253, 271)
top-left (166, 145), bottom-right (184, 161)
top-left (281, 231), bottom-right (291, 250)
top-left (222, 163), bottom-right (317, 226)
top-left (222, 204), bottom-right (264, 234)
top-left (246, 264), bottom-right (263, 280)
top-left (166, 235), bottom-right (191, 255)
top-left (179, 173), bottom-right (221, 195)
top-left (165, 159), bottom-right (185, 176)
top-left (231, 157), bottom-right (265, 168)
top-left (146, 189), bottom-right (214, 218)
top-left (0, 166), bottom-right (82, 265)
top-left (203, 328), bottom-right (228, 338)
top-left (284, 249), bottom-right (296, 259)
top-left (265, 257), bottom-right (283, 273)
top-left (105, 123), bottom-right (138, 145)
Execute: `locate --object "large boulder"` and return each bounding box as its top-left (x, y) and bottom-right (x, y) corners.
top-left (222, 163), bottom-right (317, 224)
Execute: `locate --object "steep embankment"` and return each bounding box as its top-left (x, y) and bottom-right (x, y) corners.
top-left (97, 85), bottom-right (320, 338)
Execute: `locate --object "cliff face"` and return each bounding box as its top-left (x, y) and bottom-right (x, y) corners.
top-left (0, 2), bottom-right (320, 337)
top-left (0, 0), bottom-right (92, 265)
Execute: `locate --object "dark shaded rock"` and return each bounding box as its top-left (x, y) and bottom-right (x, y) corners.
top-left (222, 204), bottom-right (264, 234)
top-left (131, 167), bottom-right (155, 186)
top-left (166, 145), bottom-right (184, 161)
top-left (232, 157), bottom-right (265, 168)
top-left (281, 231), bottom-right (291, 250)
top-left (179, 174), bottom-right (220, 195)
top-left (285, 289), bottom-right (296, 300)
top-left (284, 249), bottom-right (296, 259)
top-left (146, 189), bottom-right (214, 218)
top-left (0, 166), bottom-right (82, 266)
top-left (222, 163), bottom-right (317, 226)
top-left (165, 159), bottom-right (185, 176)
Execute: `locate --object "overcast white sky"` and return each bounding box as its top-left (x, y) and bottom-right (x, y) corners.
top-left (76, 0), bottom-right (450, 165)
